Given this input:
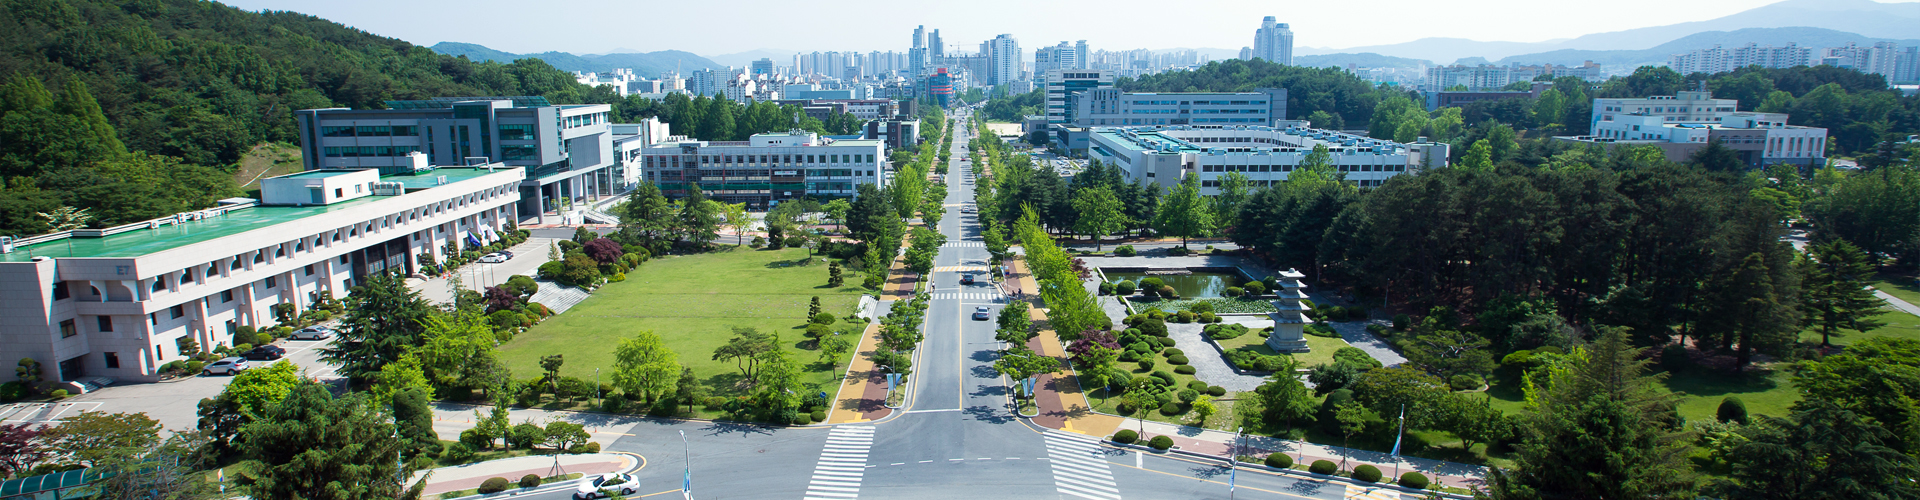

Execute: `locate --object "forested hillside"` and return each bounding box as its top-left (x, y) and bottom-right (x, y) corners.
top-left (1118, 59), bottom-right (1408, 132)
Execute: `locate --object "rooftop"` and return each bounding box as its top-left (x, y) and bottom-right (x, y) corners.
top-left (382, 96), bottom-right (552, 109)
top-left (1, 168), bottom-right (511, 262)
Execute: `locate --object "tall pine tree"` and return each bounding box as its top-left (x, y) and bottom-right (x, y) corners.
top-left (1803, 239), bottom-right (1887, 347)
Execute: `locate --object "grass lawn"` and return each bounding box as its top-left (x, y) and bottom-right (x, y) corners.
top-left (1872, 273), bottom-right (1920, 308)
top-left (1212, 332), bottom-right (1346, 368)
top-left (499, 247), bottom-right (870, 398)
top-left (1087, 346), bottom-right (1231, 426)
top-left (1483, 363), bottom-right (1799, 423)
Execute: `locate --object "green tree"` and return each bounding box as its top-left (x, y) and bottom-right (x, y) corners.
top-left (995, 301), bottom-right (1033, 344)
top-left (223, 360), bottom-right (303, 416)
top-left (613, 331), bottom-right (681, 403)
top-left (540, 354), bottom-right (565, 395)
top-left (1071, 186), bottom-right (1128, 251)
top-left (322, 272), bottom-right (432, 382)
top-left (823, 199), bottom-right (852, 233)
top-left (1154, 174), bottom-right (1214, 247)
top-left (415, 312), bottom-right (503, 394)
top-left (713, 327), bottom-right (777, 381)
top-left (391, 387), bottom-right (439, 458)
top-left (1333, 401), bottom-right (1381, 468)
top-left (993, 345), bottom-right (1062, 398)
top-left (1486, 328), bottom-right (1697, 499)
top-left (1212, 172), bottom-right (1252, 232)
top-left (1255, 363), bottom-right (1317, 431)
top-left (1712, 399), bottom-right (1920, 499)
top-left (371, 353), bottom-right (432, 409)
top-left (44, 411), bottom-right (161, 467)
top-left (1791, 337), bottom-right (1920, 454)
top-left (721, 201), bottom-right (750, 246)
top-left (1803, 239), bottom-right (1888, 347)
top-left (1462, 140), bottom-right (1493, 170)
top-left (241, 384), bottom-right (419, 498)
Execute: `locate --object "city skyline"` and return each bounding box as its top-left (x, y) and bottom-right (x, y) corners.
top-left (216, 0), bottom-right (1815, 57)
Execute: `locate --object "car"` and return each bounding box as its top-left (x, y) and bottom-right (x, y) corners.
top-left (961, 274), bottom-right (975, 285)
top-left (574, 473), bottom-right (639, 499)
top-left (477, 253), bottom-right (507, 263)
top-left (242, 345), bottom-right (286, 361)
top-left (500, 250), bottom-right (514, 259)
top-left (203, 357), bottom-right (249, 376)
top-left (973, 306), bottom-right (992, 320)
top-left (289, 326), bottom-right (333, 340)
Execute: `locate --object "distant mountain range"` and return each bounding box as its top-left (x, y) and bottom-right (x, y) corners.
top-left (430, 42), bottom-right (721, 77)
top-left (1496, 27), bottom-right (1920, 68)
top-left (707, 49), bottom-right (799, 68)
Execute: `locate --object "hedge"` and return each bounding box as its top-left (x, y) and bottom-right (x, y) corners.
top-left (1167, 355), bottom-right (1189, 365)
top-left (1148, 435), bottom-right (1174, 450)
top-left (1206, 386), bottom-right (1227, 397)
top-left (1112, 429), bottom-right (1139, 444)
top-left (1264, 453), bottom-right (1293, 469)
top-left (519, 474), bottom-right (542, 488)
top-left (1353, 464), bottom-right (1382, 483)
top-left (478, 477), bottom-right (511, 494)
top-left (1159, 402), bottom-right (1183, 416)
top-left (1174, 365), bottom-right (1197, 375)
top-left (1399, 471), bottom-right (1430, 489)
top-left (1309, 460), bottom-right (1337, 475)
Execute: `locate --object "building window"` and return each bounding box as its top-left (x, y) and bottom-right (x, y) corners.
top-left (339, 255), bottom-right (349, 265)
top-left (103, 352), bottom-right (119, 369)
top-left (152, 277), bottom-right (166, 292)
top-left (275, 246), bottom-right (285, 258)
top-left (96, 316), bottom-right (112, 332)
top-left (305, 264), bottom-right (315, 276)
top-left (171, 305), bottom-right (185, 319)
top-left (58, 319), bottom-right (76, 338)
top-left (221, 290), bottom-right (234, 303)
top-left (52, 281), bottom-right (68, 301)
top-left (231, 258), bottom-right (242, 271)
top-left (265, 276), bottom-right (277, 289)
top-left (253, 252), bottom-right (265, 264)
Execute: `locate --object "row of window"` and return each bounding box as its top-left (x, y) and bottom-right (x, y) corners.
top-left (323, 146), bottom-right (421, 158)
top-left (1128, 100), bottom-right (1268, 106)
top-left (498, 124), bottom-right (535, 141)
top-left (1199, 163), bottom-right (1407, 173)
top-left (502, 145), bottom-right (539, 161)
top-left (321, 125), bottom-right (421, 137)
top-left (643, 153), bottom-right (877, 168)
top-left (562, 112), bottom-right (607, 129)
top-left (1191, 109), bottom-right (1264, 114)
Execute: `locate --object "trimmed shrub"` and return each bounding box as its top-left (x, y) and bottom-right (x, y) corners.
top-left (1243, 281), bottom-right (1267, 296)
top-left (443, 442), bottom-right (475, 463)
top-left (1112, 429), bottom-right (1139, 444)
top-left (519, 474), bottom-right (542, 488)
top-left (1177, 389), bottom-right (1199, 402)
top-left (507, 423), bottom-right (545, 449)
top-left (1148, 435), bottom-right (1174, 450)
top-left (459, 428), bottom-right (491, 450)
top-left (1448, 374), bottom-right (1483, 391)
top-left (1174, 365), bottom-right (1196, 375)
top-left (1225, 286), bottom-right (1244, 297)
top-left (1392, 313), bottom-right (1412, 330)
top-left (1188, 302), bottom-right (1216, 315)
top-left (1115, 280), bottom-right (1138, 295)
top-left (1186, 380), bottom-right (1208, 391)
top-left (1151, 371), bottom-right (1176, 386)
top-left (1175, 311), bottom-right (1196, 323)
top-left (1098, 282), bottom-right (1115, 295)
top-left (1265, 453), bottom-right (1293, 469)
top-left (1199, 312), bottom-right (1218, 323)
top-left (1165, 348), bottom-right (1185, 357)
top-left (1661, 344), bottom-right (1691, 372)
top-left (478, 477), bottom-right (512, 494)
top-left (1718, 396), bottom-right (1750, 424)
top-left (571, 441), bottom-right (601, 454)
top-left (1308, 460), bottom-right (1337, 475)
top-left (1159, 402), bottom-right (1183, 416)
top-left (1353, 464), bottom-right (1382, 483)
top-left (1138, 359), bottom-right (1156, 371)
top-left (812, 313), bottom-right (837, 325)
top-left (1206, 386), bottom-right (1226, 397)
top-left (811, 410), bottom-right (827, 423)
top-left (1167, 355), bottom-right (1189, 365)
top-left (1115, 245), bottom-right (1137, 257)
top-left (1399, 472), bottom-right (1430, 489)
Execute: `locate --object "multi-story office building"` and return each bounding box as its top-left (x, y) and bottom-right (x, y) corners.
top-left (751, 59), bottom-right (775, 78)
top-left (1070, 88), bottom-right (1288, 127)
top-left (1044, 70), bottom-right (1115, 127)
top-left (1088, 124), bottom-right (1448, 192)
top-left (637, 131), bottom-right (888, 208)
top-left (1572, 90), bottom-right (1828, 167)
top-left (293, 97), bottom-right (617, 224)
top-left (612, 118), bottom-right (677, 188)
top-left (1075, 41), bottom-right (1090, 69)
top-left (0, 166), bottom-right (523, 385)
top-left (984, 34), bottom-right (1023, 86)
top-left (1249, 17), bottom-right (1294, 65)
top-left (1034, 42), bottom-right (1082, 77)
top-left (863, 119), bottom-right (921, 150)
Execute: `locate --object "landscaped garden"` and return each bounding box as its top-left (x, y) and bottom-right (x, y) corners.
top-left (498, 246), bottom-right (871, 419)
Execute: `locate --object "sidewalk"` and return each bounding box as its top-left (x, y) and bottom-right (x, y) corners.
top-left (826, 321), bottom-right (893, 423)
top-left (1012, 258), bottom-right (1125, 437)
top-left (413, 452), bottom-right (639, 497)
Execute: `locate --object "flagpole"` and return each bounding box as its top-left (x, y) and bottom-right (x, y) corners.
top-left (1391, 404), bottom-right (1406, 479)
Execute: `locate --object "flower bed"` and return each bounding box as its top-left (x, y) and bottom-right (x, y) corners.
top-left (1132, 297), bottom-right (1277, 314)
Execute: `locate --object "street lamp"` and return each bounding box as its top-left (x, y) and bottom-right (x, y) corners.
top-left (594, 368), bottom-right (601, 407)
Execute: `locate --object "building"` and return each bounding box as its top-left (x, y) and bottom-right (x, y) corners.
top-left (1569, 90), bottom-right (1828, 167)
top-left (1034, 42), bottom-right (1082, 77)
top-left (612, 117), bottom-right (677, 188)
top-left (1045, 70), bottom-right (1115, 127)
top-left (1087, 123), bottom-right (1447, 192)
top-left (574, 69), bottom-right (643, 96)
top-left (863, 119), bottom-right (921, 150)
top-left (928, 68), bottom-right (955, 107)
top-left (984, 34), bottom-right (1023, 87)
top-left (1250, 17), bottom-right (1294, 65)
top-left (1423, 82), bottom-right (1551, 111)
top-left (1069, 88), bottom-right (1288, 128)
top-left (1669, 43), bottom-right (1816, 75)
top-left (0, 166), bottom-right (524, 385)
top-left (751, 59), bottom-right (775, 78)
top-left (774, 99), bottom-right (899, 121)
top-left (637, 131), bottom-right (888, 208)
top-left (293, 97), bottom-right (617, 224)
top-left (1425, 63), bottom-right (1603, 91)
top-left (910, 26), bottom-right (928, 79)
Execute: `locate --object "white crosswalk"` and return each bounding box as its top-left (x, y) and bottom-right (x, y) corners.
top-left (942, 241), bottom-right (985, 248)
top-left (930, 291), bottom-right (1003, 302)
top-left (1344, 484), bottom-right (1401, 500)
top-left (1044, 432), bottom-right (1122, 500)
top-left (804, 425), bottom-right (875, 500)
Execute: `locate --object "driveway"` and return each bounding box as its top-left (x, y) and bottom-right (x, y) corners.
top-left (53, 335), bottom-right (341, 432)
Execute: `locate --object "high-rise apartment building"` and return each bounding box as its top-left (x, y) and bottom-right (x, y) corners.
top-left (1668, 43), bottom-right (1815, 75)
top-left (1034, 42), bottom-right (1082, 77)
top-left (984, 34), bottom-right (1022, 86)
top-left (1075, 40), bottom-right (1090, 69)
top-left (751, 59), bottom-right (774, 78)
top-left (929, 29), bottom-right (944, 58)
top-left (910, 26), bottom-right (928, 80)
top-left (1251, 17), bottom-right (1294, 65)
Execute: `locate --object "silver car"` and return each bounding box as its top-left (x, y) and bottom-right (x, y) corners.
top-left (289, 326), bottom-right (333, 340)
top-left (203, 357), bottom-right (249, 376)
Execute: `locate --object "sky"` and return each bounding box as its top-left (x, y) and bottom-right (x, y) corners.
top-left (224, 0), bottom-right (1834, 56)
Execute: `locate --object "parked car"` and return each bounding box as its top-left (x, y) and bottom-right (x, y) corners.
top-left (478, 253), bottom-right (507, 264)
top-left (289, 326), bottom-right (333, 340)
top-left (574, 473), bottom-right (638, 499)
top-left (203, 357), bottom-right (249, 376)
top-left (243, 345), bottom-right (286, 361)
top-left (973, 306), bottom-right (992, 321)
top-left (500, 250), bottom-right (514, 259)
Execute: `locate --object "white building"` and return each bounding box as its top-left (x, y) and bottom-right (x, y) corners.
top-left (1590, 90), bottom-right (1739, 131)
top-left (984, 34), bottom-right (1023, 86)
top-left (1668, 43), bottom-right (1816, 75)
top-left (637, 131), bottom-right (888, 208)
top-left (1250, 17), bottom-right (1294, 65)
top-left (1577, 91), bottom-right (1829, 167)
top-left (1034, 42), bottom-right (1082, 77)
top-left (1087, 123), bottom-right (1448, 192)
top-left (0, 166), bottom-right (524, 385)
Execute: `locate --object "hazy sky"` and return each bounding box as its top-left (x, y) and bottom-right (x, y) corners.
top-left (225, 0), bottom-right (1830, 56)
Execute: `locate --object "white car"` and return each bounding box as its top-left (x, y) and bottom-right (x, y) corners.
top-left (478, 253), bottom-right (507, 264)
top-left (289, 326), bottom-right (333, 340)
top-left (203, 357), bottom-right (249, 376)
top-left (575, 473), bottom-right (638, 499)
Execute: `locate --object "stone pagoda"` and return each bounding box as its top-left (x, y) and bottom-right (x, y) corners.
top-left (1264, 268), bottom-right (1312, 352)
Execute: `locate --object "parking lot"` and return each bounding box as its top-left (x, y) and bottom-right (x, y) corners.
top-left (50, 335), bottom-right (340, 432)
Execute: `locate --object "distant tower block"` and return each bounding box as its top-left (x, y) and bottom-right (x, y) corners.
top-left (1265, 268), bottom-right (1312, 352)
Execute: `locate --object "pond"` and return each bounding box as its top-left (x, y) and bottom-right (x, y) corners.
top-left (1103, 270), bottom-right (1247, 298)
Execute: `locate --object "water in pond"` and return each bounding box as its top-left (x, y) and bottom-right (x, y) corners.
top-left (1103, 271), bottom-right (1247, 298)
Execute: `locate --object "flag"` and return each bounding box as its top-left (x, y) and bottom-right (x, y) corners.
top-left (1390, 404), bottom-right (1406, 457)
top-left (1229, 465), bottom-right (1236, 492)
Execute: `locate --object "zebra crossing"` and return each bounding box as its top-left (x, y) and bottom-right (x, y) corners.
top-left (931, 265), bottom-right (988, 272)
top-left (942, 241), bottom-right (986, 248)
top-left (1044, 432), bottom-right (1122, 500)
top-left (930, 291), bottom-right (1003, 302)
top-left (804, 425), bottom-right (875, 500)
top-left (1344, 483), bottom-right (1400, 500)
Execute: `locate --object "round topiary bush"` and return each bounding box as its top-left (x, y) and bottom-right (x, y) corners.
top-left (1309, 460), bottom-right (1337, 475)
top-left (811, 410), bottom-right (827, 423)
top-left (1264, 453), bottom-right (1293, 469)
top-left (1148, 435), bottom-right (1174, 450)
top-left (1098, 282), bottom-right (1115, 295)
top-left (1718, 396), bottom-right (1750, 424)
top-left (1177, 389), bottom-right (1200, 402)
top-left (1206, 386), bottom-right (1227, 397)
top-left (1176, 311), bottom-right (1197, 323)
top-left (1353, 464), bottom-right (1382, 483)
top-left (1167, 355), bottom-right (1189, 365)
top-left (1151, 371), bottom-right (1176, 385)
top-left (1448, 373), bottom-right (1482, 391)
top-left (1186, 380), bottom-right (1208, 391)
top-left (1159, 402), bottom-right (1184, 416)
top-left (1138, 359), bottom-right (1157, 370)
top-left (1225, 286), bottom-right (1244, 297)
top-left (1174, 365), bottom-right (1197, 375)
top-left (519, 474), bottom-right (542, 488)
top-left (1112, 429), bottom-right (1139, 444)
top-left (1399, 471), bottom-right (1430, 489)
top-left (1199, 312), bottom-right (1218, 323)
top-left (1165, 348), bottom-right (1185, 357)
top-left (1244, 281), bottom-right (1267, 296)
top-left (478, 477), bottom-right (512, 494)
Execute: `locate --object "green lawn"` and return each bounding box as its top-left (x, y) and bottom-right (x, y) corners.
top-left (1213, 331), bottom-right (1346, 368)
top-left (1484, 361), bottom-right (1799, 423)
top-left (499, 247), bottom-right (869, 396)
top-left (1872, 274), bottom-right (1920, 308)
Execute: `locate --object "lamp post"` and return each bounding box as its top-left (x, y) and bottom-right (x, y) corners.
top-left (594, 368), bottom-right (601, 407)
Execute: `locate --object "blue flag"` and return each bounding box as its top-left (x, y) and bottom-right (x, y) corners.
top-left (1229, 466), bottom-right (1236, 492)
top-left (1390, 404), bottom-right (1406, 457)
